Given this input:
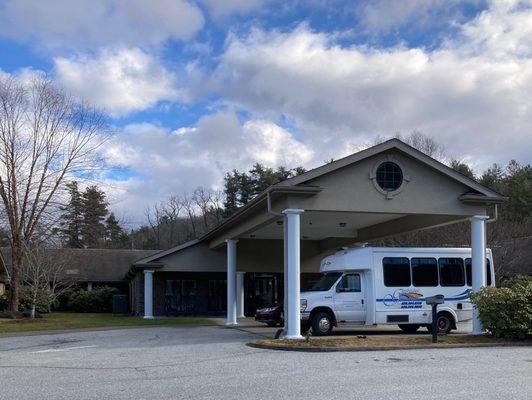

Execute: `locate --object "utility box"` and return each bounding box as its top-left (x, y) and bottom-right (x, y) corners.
top-left (113, 294), bottom-right (128, 314)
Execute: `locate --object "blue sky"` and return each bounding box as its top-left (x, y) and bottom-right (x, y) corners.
top-left (0, 0), bottom-right (530, 226)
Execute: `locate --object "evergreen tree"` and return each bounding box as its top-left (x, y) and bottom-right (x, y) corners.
top-left (450, 160), bottom-right (476, 180)
top-left (223, 163), bottom-right (306, 217)
top-left (81, 186), bottom-right (108, 248)
top-left (60, 181), bottom-right (84, 248)
top-left (105, 213), bottom-right (128, 248)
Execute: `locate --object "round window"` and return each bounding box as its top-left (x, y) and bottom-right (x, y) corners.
top-left (376, 162), bottom-right (403, 191)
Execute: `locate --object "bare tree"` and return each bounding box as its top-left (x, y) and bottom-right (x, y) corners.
top-left (0, 75), bottom-right (109, 311)
top-left (181, 192), bottom-right (197, 237)
top-left (193, 187), bottom-right (212, 231)
top-left (145, 204), bottom-right (163, 248)
top-left (373, 131), bottom-right (448, 163)
top-left (163, 196), bottom-right (183, 244)
top-left (21, 244), bottom-right (76, 318)
top-left (209, 189), bottom-right (225, 225)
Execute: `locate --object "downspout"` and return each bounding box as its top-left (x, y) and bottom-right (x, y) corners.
top-left (486, 204), bottom-right (498, 224)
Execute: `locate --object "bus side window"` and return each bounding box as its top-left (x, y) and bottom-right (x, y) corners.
top-left (438, 258), bottom-right (465, 286)
top-left (465, 258), bottom-right (492, 286)
top-left (382, 257), bottom-right (411, 287)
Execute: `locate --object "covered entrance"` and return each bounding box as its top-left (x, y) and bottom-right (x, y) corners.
top-left (131, 139), bottom-right (504, 338)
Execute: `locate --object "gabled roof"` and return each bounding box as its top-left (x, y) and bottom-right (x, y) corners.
top-left (133, 138), bottom-right (505, 266)
top-left (277, 138), bottom-right (504, 199)
top-left (0, 247), bottom-right (159, 282)
top-left (133, 239), bottom-right (200, 265)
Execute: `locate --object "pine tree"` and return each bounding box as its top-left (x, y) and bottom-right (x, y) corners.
top-left (60, 181), bottom-right (84, 248)
top-left (81, 186), bottom-right (108, 248)
top-left (105, 213), bottom-right (128, 248)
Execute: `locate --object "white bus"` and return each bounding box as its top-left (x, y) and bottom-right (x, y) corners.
top-left (300, 247), bottom-right (495, 336)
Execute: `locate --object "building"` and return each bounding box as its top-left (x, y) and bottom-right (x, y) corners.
top-left (127, 139), bottom-right (505, 337)
top-left (0, 247), bottom-right (159, 297)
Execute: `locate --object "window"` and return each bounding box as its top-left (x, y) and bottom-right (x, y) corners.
top-left (336, 274), bottom-right (361, 292)
top-left (465, 258), bottom-right (492, 286)
top-left (383, 257), bottom-right (411, 287)
top-left (308, 272), bottom-right (342, 292)
top-left (438, 258), bottom-right (465, 286)
top-left (411, 258), bottom-right (438, 287)
top-left (376, 162), bottom-right (403, 191)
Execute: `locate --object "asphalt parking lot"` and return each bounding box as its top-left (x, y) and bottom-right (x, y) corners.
top-left (0, 323), bottom-right (530, 400)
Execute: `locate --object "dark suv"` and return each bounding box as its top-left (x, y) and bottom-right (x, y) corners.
top-left (255, 304), bottom-right (283, 327)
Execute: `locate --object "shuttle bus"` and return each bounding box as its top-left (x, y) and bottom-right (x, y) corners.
top-left (300, 247), bottom-right (495, 336)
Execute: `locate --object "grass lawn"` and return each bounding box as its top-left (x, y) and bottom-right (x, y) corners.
top-left (0, 312), bottom-right (215, 334)
top-left (255, 334), bottom-right (531, 350)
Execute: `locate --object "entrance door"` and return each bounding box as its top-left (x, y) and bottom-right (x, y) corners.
top-left (164, 280), bottom-right (197, 315)
top-left (333, 273), bottom-right (366, 322)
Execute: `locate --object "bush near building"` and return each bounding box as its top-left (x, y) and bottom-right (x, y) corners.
top-left (0, 289), bottom-right (56, 315)
top-left (470, 276), bottom-right (532, 339)
top-left (67, 286), bottom-right (119, 313)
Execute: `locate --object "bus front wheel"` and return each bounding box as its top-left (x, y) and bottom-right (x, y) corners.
top-left (311, 311), bottom-right (333, 336)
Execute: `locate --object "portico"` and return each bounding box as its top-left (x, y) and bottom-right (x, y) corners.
top-left (131, 139), bottom-right (504, 337)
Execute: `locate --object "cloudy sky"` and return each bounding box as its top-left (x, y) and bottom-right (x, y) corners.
top-left (0, 0), bottom-right (531, 226)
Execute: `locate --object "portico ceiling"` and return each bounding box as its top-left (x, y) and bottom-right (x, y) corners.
top-left (245, 211), bottom-right (405, 241)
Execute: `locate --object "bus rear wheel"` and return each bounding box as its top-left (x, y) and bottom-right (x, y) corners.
top-left (427, 312), bottom-right (454, 334)
top-left (398, 324), bottom-right (420, 333)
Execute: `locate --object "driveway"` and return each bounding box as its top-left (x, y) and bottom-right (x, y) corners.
top-left (0, 325), bottom-right (530, 400)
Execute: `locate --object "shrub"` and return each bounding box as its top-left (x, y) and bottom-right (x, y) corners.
top-left (470, 276), bottom-right (532, 339)
top-left (18, 287), bottom-right (56, 314)
top-left (67, 286), bottom-right (119, 313)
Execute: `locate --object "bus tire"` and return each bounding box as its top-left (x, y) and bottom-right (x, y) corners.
top-left (311, 311), bottom-right (333, 336)
top-left (427, 312), bottom-right (454, 334)
top-left (398, 324), bottom-right (420, 333)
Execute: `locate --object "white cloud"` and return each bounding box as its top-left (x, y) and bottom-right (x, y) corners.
top-left (0, 0), bottom-right (204, 49)
top-left (357, 0), bottom-right (479, 34)
top-left (103, 112), bottom-right (313, 222)
top-left (214, 2), bottom-right (532, 170)
top-left (54, 48), bottom-right (182, 116)
top-left (199, 0), bottom-right (265, 18)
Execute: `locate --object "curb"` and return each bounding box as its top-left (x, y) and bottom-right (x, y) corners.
top-left (246, 341), bottom-right (532, 353)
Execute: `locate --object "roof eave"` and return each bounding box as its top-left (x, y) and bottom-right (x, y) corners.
top-left (459, 194), bottom-right (508, 204)
top-left (199, 185), bottom-right (322, 242)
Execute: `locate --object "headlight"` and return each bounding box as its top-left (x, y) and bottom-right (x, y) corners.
top-left (300, 299), bottom-right (307, 312)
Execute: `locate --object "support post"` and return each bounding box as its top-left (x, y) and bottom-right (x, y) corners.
top-left (226, 239), bottom-right (238, 326)
top-left (87, 282), bottom-right (93, 291)
top-left (283, 209), bottom-right (304, 340)
top-left (471, 215), bottom-right (488, 335)
top-left (143, 270), bottom-right (154, 319)
top-left (283, 215), bottom-right (288, 334)
top-left (236, 272), bottom-right (245, 318)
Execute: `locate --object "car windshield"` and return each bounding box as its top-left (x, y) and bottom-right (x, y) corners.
top-left (307, 272), bottom-right (342, 291)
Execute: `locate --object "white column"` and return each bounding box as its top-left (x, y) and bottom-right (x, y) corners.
top-left (283, 215), bottom-right (288, 333)
top-left (87, 282), bottom-right (93, 291)
top-left (226, 239), bottom-right (238, 326)
top-left (143, 269), bottom-right (154, 319)
top-left (283, 209), bottom-right (304, 339)
top-left (471, 215), bottom-right (488, 334)
top-left (236, 272), bottom-right (245, 318)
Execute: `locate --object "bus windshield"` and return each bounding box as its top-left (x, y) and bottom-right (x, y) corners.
top-left (307, 272), bottom-right (342, 291)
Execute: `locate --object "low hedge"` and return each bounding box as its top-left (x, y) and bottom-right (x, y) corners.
top-left (67, 286), bottom-right (119, 313)
top-left (470, 276), bottom-right (532, 339)
top-left (0, 289), bottom-right (55, 314)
